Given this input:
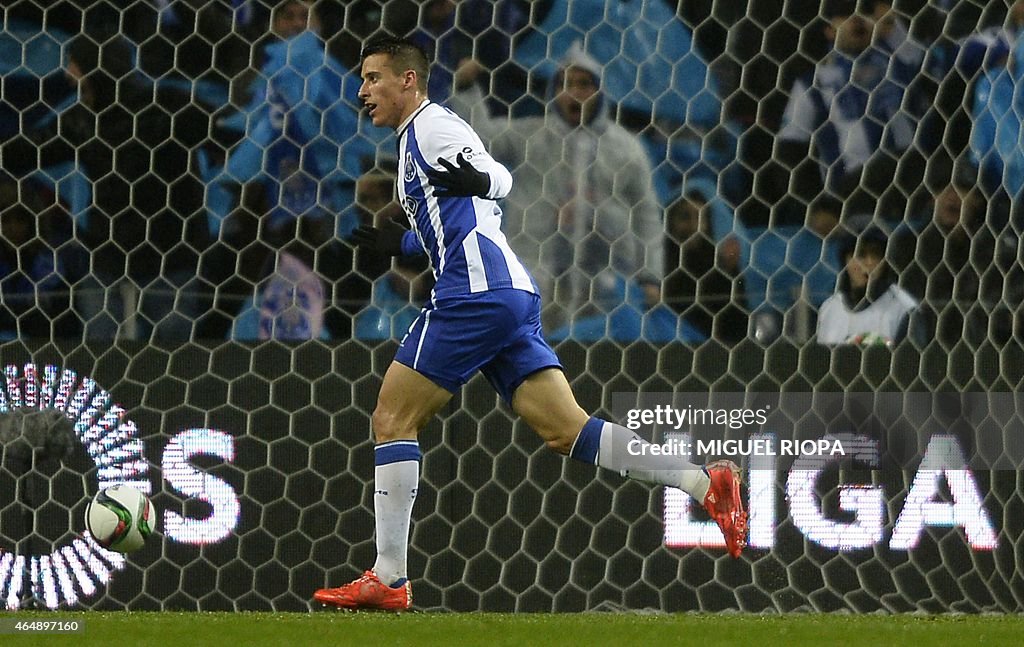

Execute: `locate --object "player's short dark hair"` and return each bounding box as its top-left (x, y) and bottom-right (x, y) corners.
top-left (360, 36), bottom-right (430, 92)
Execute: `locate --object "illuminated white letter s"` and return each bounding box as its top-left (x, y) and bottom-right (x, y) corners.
top-left (162, 429), bottom-right (241, 544)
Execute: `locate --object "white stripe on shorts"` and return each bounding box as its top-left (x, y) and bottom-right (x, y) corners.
top-left (413, 310), bottom-right (431, 369)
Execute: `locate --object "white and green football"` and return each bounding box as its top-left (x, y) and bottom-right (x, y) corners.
top-left (85, 485), bottom-right (156, 553)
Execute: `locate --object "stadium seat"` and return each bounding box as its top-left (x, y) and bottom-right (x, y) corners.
top-left (744, 226), bottom-right (841, 314)
top-left (0, 19), bottom-right (66, 78)
top-left (678, 177), bottom-right (754, 311)
top-left (30, 162), bottom-right (91, 228)
top-left (548, 277), bottom-right (707, 344)
top-left (746, 227), bottom-right (795, 313)
top-left (0, 20), bottom-right (73, 140)
top-left (230, 294), bottom-right (332, 342)
top-left (228, 296), bottom-right (261, 341)
top-left (353, 278), bottom-right (422, 341)
top-left (787, 228), bottom-right (841, 307)
top-left (971, 48), bottom-right (1024, 197)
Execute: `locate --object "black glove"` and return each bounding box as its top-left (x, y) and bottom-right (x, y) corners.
top-left (351, 218), bottom-right (407, 256)
top-left (425, 153), bottom-right (490, 198)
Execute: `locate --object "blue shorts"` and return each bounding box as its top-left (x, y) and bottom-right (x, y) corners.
top-left (394, 289), bottom-right (562, 404)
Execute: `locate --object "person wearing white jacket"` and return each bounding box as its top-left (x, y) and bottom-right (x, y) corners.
top-left (817, 227), bottom-right (918, 346)
top-left (447, 43), bottom-right (663, 329)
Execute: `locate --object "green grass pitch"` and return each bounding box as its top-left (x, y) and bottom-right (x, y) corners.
top-left (2, 611), bottom-right (1023, 646)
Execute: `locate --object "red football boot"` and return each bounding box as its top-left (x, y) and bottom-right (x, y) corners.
top-left (703, 459), bottom-right (748, 558)
top-left (314, 571), bottom-right (412, 611)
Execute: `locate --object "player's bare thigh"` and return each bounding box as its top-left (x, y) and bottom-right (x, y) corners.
top-left (373, 361), bottom-right (454, 443)
top-left (511, 368), bottom-right (589, 455)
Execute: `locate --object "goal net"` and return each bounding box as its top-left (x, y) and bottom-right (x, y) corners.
top-left (0, 0), bottom-right (1022, 612)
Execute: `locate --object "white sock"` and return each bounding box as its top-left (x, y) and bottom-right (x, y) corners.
top-left (371, 440), bottom-right (420, 587)
top-left (571, 417), bottom-right (709, 499)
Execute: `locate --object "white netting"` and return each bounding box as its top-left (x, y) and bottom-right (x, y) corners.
top-left (0, 0), bottom-right (1022, 612)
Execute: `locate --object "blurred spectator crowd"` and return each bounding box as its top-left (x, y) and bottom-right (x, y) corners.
top-left (0, 0), bottom-right (1021, 350)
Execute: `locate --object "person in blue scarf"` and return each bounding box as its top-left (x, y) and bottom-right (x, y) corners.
top-left (216, 14), bottom-right (388, 239)
top-left (777, 0), bottom-right (921, 215)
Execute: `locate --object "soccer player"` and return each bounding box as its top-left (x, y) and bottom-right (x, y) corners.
top-left (313, 37), bottom-right (747, 611)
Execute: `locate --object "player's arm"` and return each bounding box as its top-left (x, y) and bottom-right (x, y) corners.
top-left (422, 114), bottom-right (513, 200)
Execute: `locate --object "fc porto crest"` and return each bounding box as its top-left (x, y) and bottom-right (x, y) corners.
top-left (404, 152), bottom-right (415, 181)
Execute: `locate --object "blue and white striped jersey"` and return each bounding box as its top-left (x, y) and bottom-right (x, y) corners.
top-left (396, 100), bottom-right (536, 303)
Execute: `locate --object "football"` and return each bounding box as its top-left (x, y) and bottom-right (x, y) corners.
top-left (85, 485), bottom-right (156, 553)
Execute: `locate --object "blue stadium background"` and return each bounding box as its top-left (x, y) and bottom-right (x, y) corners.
top-left (0, 0), bottom-right (1023, 613)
